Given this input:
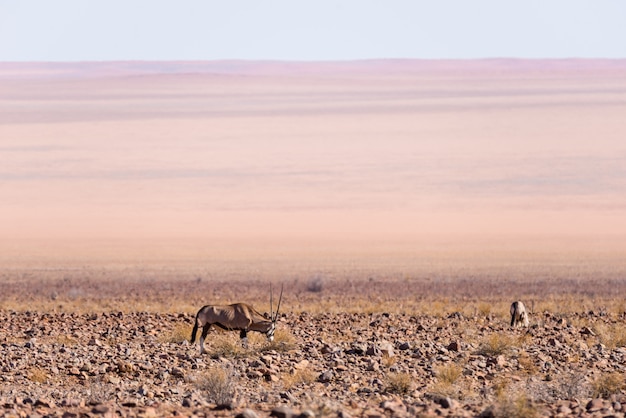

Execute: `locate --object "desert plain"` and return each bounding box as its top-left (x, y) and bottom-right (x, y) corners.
top-left (1, 60), bottom-right (626, 417)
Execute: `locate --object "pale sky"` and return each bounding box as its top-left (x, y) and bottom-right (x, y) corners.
top-left (1, 1), bottom-right (625, 62)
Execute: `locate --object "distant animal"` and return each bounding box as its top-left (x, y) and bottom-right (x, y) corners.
top-left (190, 285), bottom-right (283, 354)
top-left (510, 300), bottom-right (529, 328)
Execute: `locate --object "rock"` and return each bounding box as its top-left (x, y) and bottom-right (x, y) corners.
top-left (379, 342), bottom-right (394, 357)
top-left (580, 327), bottom-right (595, 336)
top-left (366, 345), bottom-right (381, 356)
top-left (586, 398), bottom-right (605, 411)
top-left (171, 367), bottom-right (184, 377)
top-left (398, 342), bottom-right (411, 350)
top-left (236, 409), bottom-right (260, 418)
top-left (91, 404), bottom-right (109, 414)
top-left (294, 359), bottom-right (310, 370)
top-left (88, 338), bottom-right (103, 346)
top-left (319, 370), bottom-right (334, 383)
top-left (447, 341), bottom-right (460, 352)
top-left (270, 406), bottom-right (298, 418)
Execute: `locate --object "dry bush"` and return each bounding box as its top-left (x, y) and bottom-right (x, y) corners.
top-left (477, 302), bottom-right (492, 317)
top-left (87, 377), bottom-right (115, 404)
top-left (54, 334), bottom-right (78, 345)
top-left (385, 372), bottom-right (412, 394)
top-left (194, 365), bottom-right (238, 406)
top-left (382, 352), bottom-right (397, 368)
top-left (435, 363), bottom-right (463, 385)
top-left (591, 372), bottom-right (625, 399)
top-left (159, 323), bottom-right (192, 344)
top-left (282, 367), bottom-right (316, 390)
top-left (516, 351), bottom-right (539, 375)
top-left (594, 324), bottom-right (626, 349)
top-left (261, 329), bottom-right (297, 353)
top-left (517, 371), bottom-right (590, 403)
top-left (209, 335), bottom-right (247, 359)
top-left (484, 394), bottom-right (540, 418)
top-left (430, 363), bottom-right (466, 399)
top-left (306, 276), bottom-right (324, 293)
top-left (476, 334), bottom-right (515, 357)
top-left (28, 367), bottom-right (49, 383)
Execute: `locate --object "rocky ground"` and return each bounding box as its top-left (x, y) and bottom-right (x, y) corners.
top-left (1, 302), bottom-right (626, 417)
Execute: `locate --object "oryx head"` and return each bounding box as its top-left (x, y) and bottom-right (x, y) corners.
top-left (267, 284), bottom-right (283, 341)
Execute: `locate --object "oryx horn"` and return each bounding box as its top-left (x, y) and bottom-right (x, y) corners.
top-left (273, 284), bottom-right (283, 323)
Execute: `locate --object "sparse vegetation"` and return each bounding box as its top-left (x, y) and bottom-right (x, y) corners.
top-left (592, 372), bottom-right (625, 399)
top-left (28, 367), bottom-right (49, 383)
top-left (262, 328), bottom-right (297, 352)
top-left (385, 372), bottom-right (413, 394)
top-left (476, 333), bottom-right (515, 356)
top-left (194, 365), bottom-right (238, 406)
top-left (4, 268), bottom-right (626, 416)
top-left (282, 367), bottom-right (316, 390)
top-left (160, 323), bottom-right (192, 344)
top-left (429, 363), bottom-right (467, 399)
top-left (485, 394), bottom-right (540, 418)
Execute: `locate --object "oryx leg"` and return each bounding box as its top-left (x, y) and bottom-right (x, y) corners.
top-left (199, 323), bottom-right (212, 354)
top-left (240, 329), bottom-right (248, 348)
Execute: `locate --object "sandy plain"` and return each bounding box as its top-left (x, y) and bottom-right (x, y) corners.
top-left (1, 60), bottom-right (626, 416)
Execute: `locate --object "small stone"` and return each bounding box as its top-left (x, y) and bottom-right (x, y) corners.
top-left (319, 370), bottom-right (334, 383)
top-left (91, 404), bottom-right (109, 414)
top-left (236, 409), bottom-right (260, 418)
top-left (270, 406), bottom-right (297, 418)
top-left (447, 341), bottom-right (460, 352)
top-left (294, 359), bottom-right (310, 370)
top-left (586, 398), bottom-right (605, 411)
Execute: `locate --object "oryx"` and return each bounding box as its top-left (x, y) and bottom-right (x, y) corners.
top-left (190, 285), bottom-right (283, 354)
top-left (510, 300), bottom-right (529, 328)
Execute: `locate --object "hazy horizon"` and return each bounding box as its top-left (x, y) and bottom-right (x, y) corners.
top-left (2, 59), bottom-right (625, 268)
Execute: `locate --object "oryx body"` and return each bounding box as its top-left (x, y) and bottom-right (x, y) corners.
top-left (510, 301), bottom-right (529, 328)
top-left (190, 286), bottom-right (282, 354)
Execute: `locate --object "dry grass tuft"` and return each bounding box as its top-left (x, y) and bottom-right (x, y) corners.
top-left (209, 335), bottom-right (247, 358)
top-left (54, 334), bottom-right (78, 346)
top-left (435, 363), bottom-right (463, 385)
top-left (591, 372), bottom-right (625, 399)
top-left (385, 372), bottom-right (413, 394)
top-left (261, 329), bottom-right (297, 353)
top-left (594, 324), bottom-right (626, 349)
top-left (476, 333), bottom-right (515, 357)
top-left (28, 367), bottom-right (49, 383)
top-left (282, 367), bottom-right (317, 390)
top-left (194, 365), bottom-right (238, 405)
top-left (160, 323), bottom-right (193, 344)
top-left (516, 350), bottom-right (539, 375)
top-left (430, 363), bottom-right (466, 399)
top-left (486, 394), bottom-right (540, 418)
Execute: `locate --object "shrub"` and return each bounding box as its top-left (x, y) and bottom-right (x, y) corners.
top-left (485, 394), bottom-right (540, 418)
top-left (210, 335), bottom-right (247, 358)
top-left (261, 329), bottom-right (297, 353)
top-left (386, 372), bottom-right (412, 394)
top-left (592, 372), bottom-right (624, 399)
top-left (195, 365), bottom-right (238, 406)
top-left (160, 323), bottom-right (192, 344)
top-left (282, 367), bottom-right (316, 390)
top-left (595, 324), bottom-right (626, 349)
top-left (516, 351), bottom-right (539, 375)
top-left (476, 334), bottom-right (514, 356)
top-left (28, 367), bottom-right (48, 383)
top-left (435, 363), bottom-right (462, 385)
top-left (306, 277), bottom-right (324, 293)
top-left (430, 363), bottom-right (466, 399)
